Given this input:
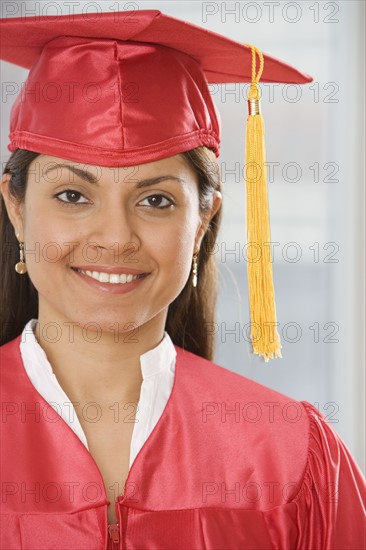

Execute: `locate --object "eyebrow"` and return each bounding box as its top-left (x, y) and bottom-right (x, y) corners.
top-left (44, 163), bottom-right (187, 188)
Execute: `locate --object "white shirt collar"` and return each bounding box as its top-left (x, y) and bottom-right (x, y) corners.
top-left (20, 318), bottom-right (177, 380)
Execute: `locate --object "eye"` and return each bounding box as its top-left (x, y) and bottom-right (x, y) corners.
top-left (139, 194), bottom-right (174, 209)
top-left (54, 190), bottom-right (89, 206)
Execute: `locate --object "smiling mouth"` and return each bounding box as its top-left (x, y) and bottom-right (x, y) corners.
top-left (72, 268), bottom-right (148, 285)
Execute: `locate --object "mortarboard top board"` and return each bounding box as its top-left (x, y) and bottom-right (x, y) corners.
top-left (0, 9), bottom-right (313, 362)
top-left (0, 10), bottom-right (311, 83)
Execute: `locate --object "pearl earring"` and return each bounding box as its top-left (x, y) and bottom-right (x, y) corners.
top-left (15, 234), bottom-right (27, 275)
top-left (192, 252), bottom-right (198, 288)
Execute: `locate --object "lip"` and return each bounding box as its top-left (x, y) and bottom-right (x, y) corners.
top-left (72, 265), bottom-right (149, 275)
top-left (71, 267), bottom-right (150, 294)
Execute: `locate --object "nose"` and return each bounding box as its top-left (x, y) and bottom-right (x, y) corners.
top-left (87, 201), bottom-right (141, 258)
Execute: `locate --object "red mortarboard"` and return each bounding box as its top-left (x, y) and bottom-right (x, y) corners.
top-left (0, 10), bottom-right (311, 167)
top-left (0, 9), bottom-right (312, 362)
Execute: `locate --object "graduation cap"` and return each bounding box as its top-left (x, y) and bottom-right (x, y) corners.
top-left (0, 10), bottom-right (312, 362)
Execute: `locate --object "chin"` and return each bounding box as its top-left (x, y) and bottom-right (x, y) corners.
top-left (70, 311), bottom-right (145, 338)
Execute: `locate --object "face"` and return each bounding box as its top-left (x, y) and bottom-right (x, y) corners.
top-left (2, 153), bottom-right (220, 336)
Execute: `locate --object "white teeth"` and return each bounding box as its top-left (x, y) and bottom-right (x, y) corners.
top-left (77, 269), bottom-right (142, 284)
top-left (99, 272), bottom-right (109, 283)
top-left (109, 274), bottom-right (120, 284)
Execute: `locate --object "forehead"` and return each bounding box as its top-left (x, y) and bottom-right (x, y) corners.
top-left (28, 153), bottom-right (198, 187)
top-left (33, 153), bottom-right (192, 171)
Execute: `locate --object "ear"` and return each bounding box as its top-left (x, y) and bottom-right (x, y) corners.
top-left (0, 173), bottom-right (25, 241)
top-left (194, 190), bottom-right (222, 251)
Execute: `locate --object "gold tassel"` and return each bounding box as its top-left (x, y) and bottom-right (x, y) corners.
top-left (244, 45), bottom-right (282, 362)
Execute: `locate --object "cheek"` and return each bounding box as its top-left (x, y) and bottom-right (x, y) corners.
top-left (146, 213), bottom-right (198, 277)
top-left (22, 204), bottom-right (77, 277)
top-left (164, 233), bottom-right (192, 268)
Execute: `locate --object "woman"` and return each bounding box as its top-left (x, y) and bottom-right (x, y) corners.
top-left (1, 9), bottom-right (365, 550)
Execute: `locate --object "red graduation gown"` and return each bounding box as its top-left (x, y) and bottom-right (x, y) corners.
top-left (1, 335), bottom-right (365, 550)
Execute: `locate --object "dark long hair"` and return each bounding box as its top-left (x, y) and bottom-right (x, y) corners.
top-left (0, 147), bottom-right (223, 360)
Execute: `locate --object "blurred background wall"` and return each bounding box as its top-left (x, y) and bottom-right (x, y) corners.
top-left (1, 0), bottom-right (365, 473)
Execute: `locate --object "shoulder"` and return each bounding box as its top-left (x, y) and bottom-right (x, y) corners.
top-left (174, 346), bottom-right (366, 517)
top-left (1, 334), bottom-right (29, 401)
top-left (1, 334), bottom-right (22, 363)
top-left (174, 346), bottom-right (316, 502)
top-left (175, 344), bottom-right (306, 413)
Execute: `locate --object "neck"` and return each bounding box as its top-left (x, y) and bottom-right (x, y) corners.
top-left (34, 309), bottom-right (167, 406)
